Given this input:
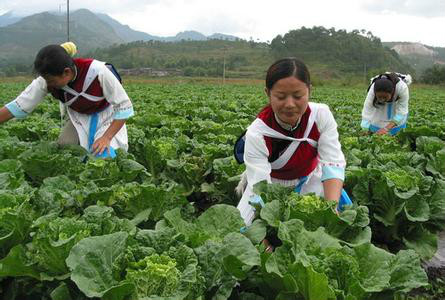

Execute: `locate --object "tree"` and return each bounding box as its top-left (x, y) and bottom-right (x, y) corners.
top-left (421, 64), bottom-right (445, 84)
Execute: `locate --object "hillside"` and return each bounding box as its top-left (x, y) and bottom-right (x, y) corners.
top-left (0, 8), bottom-right (243, 73)
top-left (0, 9), bottom-right (417, 80)
top-left (270, 27), bottom-right (412, 78)
top-left (0, 11), bottom-right (21, 26)
top-left (87, 39), bottom-right (271, 78)
top-left (0, 9), bottom-right (123, 69)
top-left (96, 13), bottom-right (240, 43)
top-left (383, 42), bottom-right (445, 75)
top-left (87, 27), bottom-right (413, 80)
top-left (96, 13), bottom-right (162, 42)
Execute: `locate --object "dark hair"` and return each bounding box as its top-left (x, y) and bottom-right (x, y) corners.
top-left (34, 44), bottom-right (75, 76)
top-left (372, 75), bottom-right (397, 107)
top-left (373, 78), bottom-right (394, 94)
top-left (265, 58), bottom-right (310, 91)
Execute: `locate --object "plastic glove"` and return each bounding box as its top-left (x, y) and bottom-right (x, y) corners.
top-left (249, 194), bottom-right (265, 211)
top-left (337, 189), bottom-right (352, 212)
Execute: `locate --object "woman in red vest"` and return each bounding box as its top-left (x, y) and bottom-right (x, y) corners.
top-left (236, 58), bottom-right (350, 227)
top-left (0, 43), bottom-right (133, 158)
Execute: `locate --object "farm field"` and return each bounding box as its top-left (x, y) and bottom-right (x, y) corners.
top-left (0, 79), bottom-right (444, 300)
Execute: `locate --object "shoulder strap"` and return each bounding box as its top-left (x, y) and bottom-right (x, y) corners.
top-left (270, 105), bottom-right (318, 170)
top-left (105, 63), bottom-right (122, 83)
top-left (234, 130), bottom-right (247, 164)
top-left (62, 60), bottom-right (106, 106)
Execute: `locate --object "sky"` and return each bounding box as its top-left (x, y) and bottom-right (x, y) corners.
top-left (1, 0), bottom-right (444, 47)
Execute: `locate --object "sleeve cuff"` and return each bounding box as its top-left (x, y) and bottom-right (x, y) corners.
top-left (360, 119), bottom-right (370, 130)
top-left (321, 165), bottom-right (345, 182)
top-left (113, 107), bottom-right (134, 120)
top-left (392, 114), bottom-right (405, 125)
top-left (5, 101), bottom-right (28, 119)
top-left (248, 194), bottom-right (265, 208)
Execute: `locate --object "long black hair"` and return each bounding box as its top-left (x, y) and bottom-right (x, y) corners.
top-left (34, 44), bottom-right (75, 76)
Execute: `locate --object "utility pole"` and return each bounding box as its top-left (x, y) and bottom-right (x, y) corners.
top-left (363, 63), bottom-right (367, 84)
top-left (222, 46), bottom-right (227, 85)
top-left (67, 0), bottom-right (70, 41)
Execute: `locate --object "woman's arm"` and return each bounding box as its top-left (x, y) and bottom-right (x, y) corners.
top-left (244, 129), bottom-right (272, 188)
top-left (323, 178), bottom-right (343, 202)
top-left (361, 86), bottom-right (376, 130)
top-left (92, 64), bottom-right (134, 155)
top-left (2, 77), bottom-right (48, 121)
top-left (393, 81), bottom-right (409, 125)
top-left (316, 104), bottom-right (346, 202)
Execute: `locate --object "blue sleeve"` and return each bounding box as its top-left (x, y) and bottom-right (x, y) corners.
top-left (321, 165), bottom-right (345, 181)
top-left (113, 107), bottom-right (134, 120)
top-left (360, 119), bottom-right (370, 130)
top-left (5, 101), bottom-right (28, 119)
top-left (392, 114), bottom-right (405, 125)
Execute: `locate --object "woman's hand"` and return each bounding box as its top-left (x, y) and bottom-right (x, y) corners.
top-left (92, 135), bottom-right (112, 156)
top-left (262, 239), bottom-right (274, 253)
top-left (376, 128), bottom-right (389, 135)
top-left (377, 122), bottom-right (395, 135)
top-left (91, 119), bottom-right (126, 156)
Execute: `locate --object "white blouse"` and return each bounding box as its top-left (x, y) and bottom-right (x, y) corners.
top-left (244, 102), bottom-right (346, 191)
top-left (5, 60), bottom-right (134, 151)
top-left (361, 80), bottom-right (409, 129)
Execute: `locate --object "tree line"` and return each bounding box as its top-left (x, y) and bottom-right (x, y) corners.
top-left (1, 26), bottom-right (443, 84)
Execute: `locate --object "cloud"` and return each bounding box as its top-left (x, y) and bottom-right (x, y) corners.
top-left (1, 0), bottom-right (444, 46)
top-left (185, 13), bottom-right (251, 36)
top-left (0, 0), bottom-right (161, 16)
top-left (360, 0), bottom-right (445, 18)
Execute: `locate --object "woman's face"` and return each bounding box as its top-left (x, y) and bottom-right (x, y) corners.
top-left (267, 76), bottom-right (309, 126)
top-left (375, 91), bottom-right (392, 103)
top-left (42, 68), bottom-right (74, 89)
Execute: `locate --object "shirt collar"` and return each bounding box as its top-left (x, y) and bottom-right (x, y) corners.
top-left (274, 113), bottom-right (300, 131)
top-left (70, 65), bottom-right (78, 83)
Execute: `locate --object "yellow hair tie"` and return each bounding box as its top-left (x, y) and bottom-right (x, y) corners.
top-left (60, 42), bottom-right (77, 57)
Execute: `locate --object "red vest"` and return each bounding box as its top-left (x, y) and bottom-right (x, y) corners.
top-left (257, 105), bottom-right (320, 180)
top-left (50, 58), bottom-right (110, 114)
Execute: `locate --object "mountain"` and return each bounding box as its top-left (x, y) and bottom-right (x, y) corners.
top-left (0, 11), bottom-right (22, 27)
top-left (269, 27), bottom-right (412, 77)
top-left (85, 26), bottom-right (414, 80)
top-left (391, 42), bottom-right (435, 56)
top-left (383, 42), bottom-right (445, 75)
top-left (96, 13), bottom-right (162, 42)
top-left (0, 8), bottom-right (245, 74)
top-left (95, 15), bottom-right (239, 43)
top-left (95, 15), bottom-right (241, 43)
top-left (0, 9), bottom-right (124, 68)
top-left (208, 33), bottom-right (240, 41)
top-left (0, 9), bottom-right (421, 79)
top-left (167, 30), bottom-right (207, 41)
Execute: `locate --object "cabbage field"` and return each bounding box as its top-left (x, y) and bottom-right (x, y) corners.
top-left (0, 79), bottom-right (444, 300)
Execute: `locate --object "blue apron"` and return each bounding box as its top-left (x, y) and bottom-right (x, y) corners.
top-left (88, 112), bottom-right (116, 159)
top-left (369, 123), bottom-right (407, 136)
top-left (368, 102), bottom-right (407, 136)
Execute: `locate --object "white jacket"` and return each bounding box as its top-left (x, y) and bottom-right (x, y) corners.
top-left (5, 60), bottom-right (133, 152)
top-left (361, 80), bottom-right (409, 129)
top-left (237, 102), bottom-right (346, 225)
